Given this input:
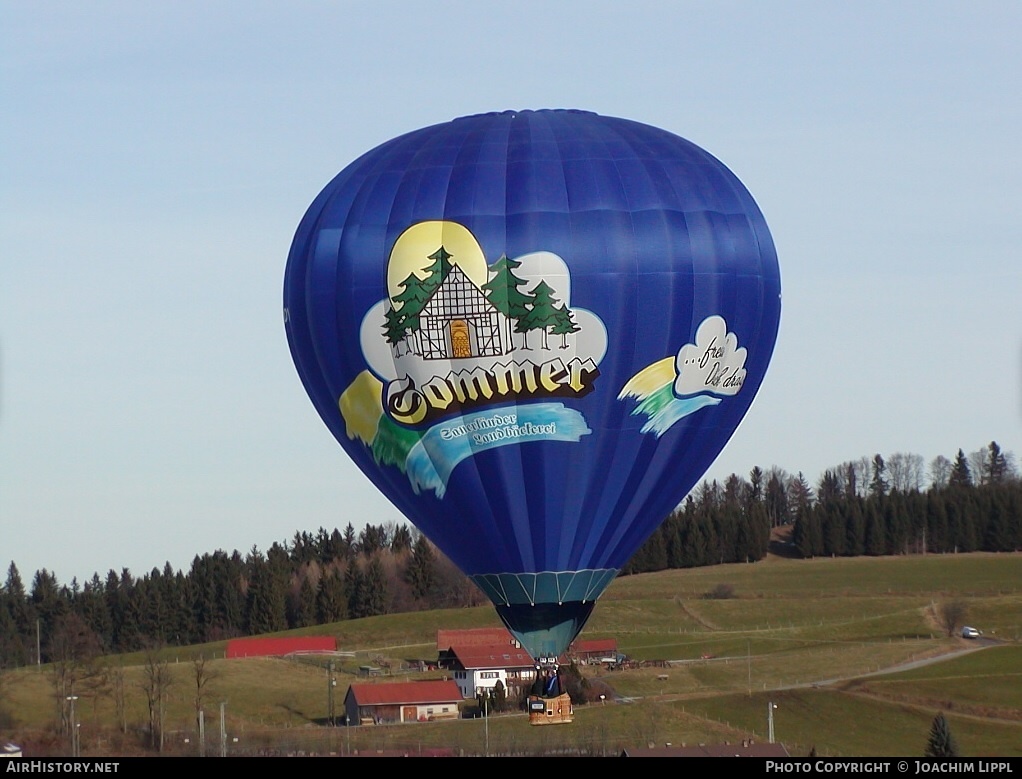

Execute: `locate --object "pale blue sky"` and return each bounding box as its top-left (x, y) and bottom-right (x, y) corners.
top-left (2, 1), bottom-right (1019, 584)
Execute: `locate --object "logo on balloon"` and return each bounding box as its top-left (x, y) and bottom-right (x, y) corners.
top-left (339, 220), bottom-right (608, 497)
top-left (619, 315), bottom-right (749, 437)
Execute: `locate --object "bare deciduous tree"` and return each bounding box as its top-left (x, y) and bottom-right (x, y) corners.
top-left (110, 663), bottom-right (127, 734)
top-left (969, 449), bottom-right (988, 485)
top-left (936, 599), bottom-right (968, 637)
top-left (929, 455), bottom-right (952, 489)
top-left (193, 654), bottom-right (218, 730)
top-left (888, 452), bottom-right (925, 492)
top-left (49, 613), bottom-right (106, 737)
top-left (141, 644), bottom-right (173, 752)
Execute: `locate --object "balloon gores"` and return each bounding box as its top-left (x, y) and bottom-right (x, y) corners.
top-left (283, 109), bottom-right (781, 660)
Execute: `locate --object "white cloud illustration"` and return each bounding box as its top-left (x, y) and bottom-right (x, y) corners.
top-left (674, 315), bottom-right (747, 397)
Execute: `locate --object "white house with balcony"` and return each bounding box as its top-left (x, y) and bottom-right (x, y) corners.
top-left (443, 641), bottom-right (537, 698)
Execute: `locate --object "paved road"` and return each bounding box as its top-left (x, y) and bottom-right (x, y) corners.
top-left (614, 638), bottom-right (1003, 703)
top-left (805, 637), bottom-right (999, 688)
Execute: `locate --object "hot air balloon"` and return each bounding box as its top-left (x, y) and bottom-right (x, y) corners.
top-left (283, 109), bottom-right (780, 664)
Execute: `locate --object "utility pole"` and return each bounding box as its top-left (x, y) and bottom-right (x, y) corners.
top-left (198, 709), bottom-right (205, 757)
top-left (484, 691), bottom-right (489, 757)
top-left (327, 661), bottom-right (336, 726)
top-left (747, 640), bottom-right (752, 696)
top-left (768, 701), bottom-right (777, 744)
top-left (66, 695), bottom-right (79, 757)
top-left (219, 702), bottom-right (227, 757)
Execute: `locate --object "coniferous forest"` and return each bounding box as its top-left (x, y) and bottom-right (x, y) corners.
top-left (0, 442), bottom-right (1018, 666)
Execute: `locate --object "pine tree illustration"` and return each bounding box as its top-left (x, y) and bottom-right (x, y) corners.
top-left (391, 271), bottom-right (432, 354)
top-left (482, 254), bottom-right (532, 349)
top-left (551, 303), bottom-right (580, 349)
top-left (515, 280), bottom-right (561, 350)
top-left (420, 246), bottom-right (454, 296)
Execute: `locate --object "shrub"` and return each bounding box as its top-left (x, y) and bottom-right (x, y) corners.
top-left (704, 583), bottom-right (736, 600)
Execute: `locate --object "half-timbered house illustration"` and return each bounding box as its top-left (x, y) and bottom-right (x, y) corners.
top-left (416, 264), bottom-right (509, 360)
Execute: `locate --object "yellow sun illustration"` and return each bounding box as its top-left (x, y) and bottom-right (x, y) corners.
top-left (386, 221), bottom-right (489, 300)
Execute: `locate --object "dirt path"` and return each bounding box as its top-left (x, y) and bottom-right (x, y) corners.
top-left (805, 639), bottom-right (997, 687)
top-left (675, 599), bottom-right (720, 631)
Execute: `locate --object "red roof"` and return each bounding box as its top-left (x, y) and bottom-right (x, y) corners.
top-left (346, 680), bottom-right (463, 706)
top-left (226, 636), bottom-right (336, 659)
top-left (571, 638), bottom-right (617, 654)
top-left (448, 642), bottom-right (535, 670)
top-left (436, 627), bottom-right (518, 650)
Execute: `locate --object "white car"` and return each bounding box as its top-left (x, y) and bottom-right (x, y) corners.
top-left (962, 626), bottom-right (980, 639)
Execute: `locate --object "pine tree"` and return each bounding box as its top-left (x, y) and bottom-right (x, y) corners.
top-left (844, 499), bottom-right (865, 556)
top-left (326, 528), bottom-right (348, 561)
top-left (983, 488), bottom-right (1012, 552)
top-left (817, 470), bottom-right (842, 504)
top-left (949, 449), bottom-right (973, 488)
top-left (983, 441), bottom-right (1009, 485)
top-left (869, 454), bottom-right (888, 498)
top-left (76, 572), bottom-right (112, 650)
top-left (0, 597), bottom-right (24, 669)
top-left (926, 492), bottom-right (949, 553)
top-left (864, 502), bottom-right (886, 556)
top-left (390, 524), bottom-right (412, 552)
top-left (683, 513), bottom-right (709, 567)
top-left (364, 557), bottom-right (388, 617)
top-left (343, 524), bottom-right (357, 556)
top-left (406, 535), bottom-right (436, 602)
top-left (747, 501), bottom-right (771, 560)
top-left (825, 503), bottom-right (846, 556)
top-left (245, 551), bottom-right (286, 635)
top-left (924, 712), bottom-right (959, 757)
top-left (31, 569), bottom-right (67, 660)
top-left (289, 575), bottom-right (317, 629)
top-left (623, 528), bottom-right (668, 574)
top-left (4, 563), bottom-right (34, 664)
top-left (748, 466), bottom-right (764, 506)
top-left (765, 473), bottom-right (790, 527)
top-left (316, 569), bottom-right (348, 623)
top-left (345, 561), bottom-right (366, 618)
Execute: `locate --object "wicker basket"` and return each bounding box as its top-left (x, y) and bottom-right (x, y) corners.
top-left (528, 693), bottom-right (574, 725)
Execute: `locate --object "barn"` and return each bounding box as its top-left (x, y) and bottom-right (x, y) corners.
top-left (344, 680), bottom-right (464, 725)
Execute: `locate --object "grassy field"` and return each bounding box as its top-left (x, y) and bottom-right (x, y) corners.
top-left (2, 552), bottom-right (1020, 756)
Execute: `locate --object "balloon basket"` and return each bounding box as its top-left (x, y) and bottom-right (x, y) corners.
top-left (528, 693), bottom-right (573, 726)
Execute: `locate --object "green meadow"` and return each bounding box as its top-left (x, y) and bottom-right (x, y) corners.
top-left (3, 552), bottom-right (1020, 756)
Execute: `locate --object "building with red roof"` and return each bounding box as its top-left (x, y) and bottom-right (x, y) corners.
top-left (344, 680), bottom-right (463, 725)
top-left (569, 637), bottom-right (620, 664)
top-left (226, 636), bottom-right (336, 659)
top-left (444, 642), bottom-right (537, 699)
top-left (436, 626), bottom-right (519, 651)
top-left (436, 627), bottom-right (619, 666)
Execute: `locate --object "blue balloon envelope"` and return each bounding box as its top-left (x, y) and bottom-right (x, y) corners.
top-left (284, 110), bottom-right (780, 659)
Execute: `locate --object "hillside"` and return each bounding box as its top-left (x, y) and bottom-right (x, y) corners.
top-left (2, 552), bottom-right (1020, 757)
